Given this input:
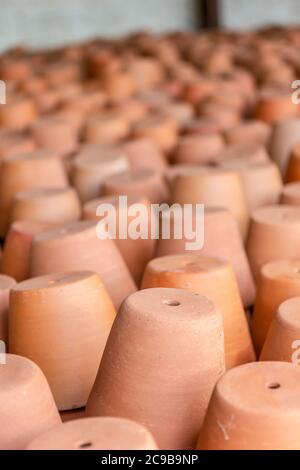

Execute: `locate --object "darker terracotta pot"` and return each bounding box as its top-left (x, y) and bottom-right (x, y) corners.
top-left (270, 118), bottom-right (300, 176)
top-left (0, 274), bottom-right (16, 344)
top-left (87, 288), bottom-right (224, 449)
top-left (281, 182), bottom-right (300, 205)
top-left (255, 90), bottom-right (298, 124)
top-left (286, 143), bottom-right (300, 183)
top-left (0, 96), bottom-right (37, 131)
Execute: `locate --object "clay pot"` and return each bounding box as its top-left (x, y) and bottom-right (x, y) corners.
top-left (101, 72), bottom-right (136, 101)
top-left (0, 96), bottom-right (37, 131)
top-left (159, 101), bottom-right (194, 126)
top-left (0, 150), bottom-right (68, 236)
top-left (0, 130), bottom-right (36, 159)
top-left (87, 288), bottom-right (225, 450)
top-left (84, 113), bottom-right (130, 144)
top-left (255, 90), bottom-right (298, 124)
top-left (215, 142), bottom-right (270, 166)
top-left (31, 116), bottom-right (78, 156)
top-left (1, 220), bottom-right (53, 282)
top-left (286, 143), bottom-right (300, 183)
top-left (281, 183), bottom-right (300, 205)
top-left (252, 260), bottom-right (300, 354)
top-left (0, 354), bottom-right (61, 450)
top-left (83, 195), bottom-right (156, 285)
top-left (111, 99), bottom-right (148, 125)
top-left (103, 169), bottom-right (169, 204)
top-left (182, 118), bottom-right (221, 136)
top-left (0, 58), bottom-right (32, 82)
top-left (60, 408), bottom-right (86, 423)
top-left (199, 102), bottom-right (241, 131)
top-left (27, 417), bottom-right (158, 450)
top-left (270, 118), bottom-right (300, 176)
top-left (260, 297), bottom-right (300, 363)
top-left (219, 161), bottom-right (283, 212)
top-left (71, 145), bottom-right (129, 203)
top-left (171, 168), bottom-right (249, 239)
top-left (224, 120), bottom-right (272, 147)
top-left (43, 61), bottom-right (81, 87)
top-left (0, 275), bottom-right (16, 344)
top-left (197, 362), bottom-right (300, 450)
top-left (133, 115), bottom-right (178, 155)
top-left (120, 138), bottom-right (168, 172)
top-left (30, 220), bottom-right (137, 308)
top-left (156, 207), bottom-right (255, 307)
top-left (247, 205), bottom-right (300, 281)
top-left (142, 255), bottom-right (255, 369)
top-left (10, 187), bottom-right (81, 225)
top-left (173, 134), bottom-right (225, 165)
top-left (126, 56), bottom-right (163, 92)
top-left (9, 271), bottom-right (116, 410)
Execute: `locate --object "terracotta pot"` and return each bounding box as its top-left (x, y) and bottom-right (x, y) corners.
top-left (183, 80), bottom-right (216, 106)
top-left (173, 134), bottom-right (225, 165)
top-left (126, 56), bottom-right (163, 92)
top-left (0, 96), bottom-right (37, 131)
top-left (110, 99), bottom-right (148, 125)
top-left (182, 118), bottom-right (221, 136)
top-left (101, 72), bottom-right (136, 102)
top-left (286, 143), bottom-right (300, 183)
top-left (71, 145), bottom-right (129, 203)
top-left (199, 102), bottom-right (241, 131)
top-left (43, 61), bottom-right (81, 87)
top-left (0, 354), bottom-right (61, 450)
top-left (255, 90), bottom-right (298, 124)
top-left (133, 115), bottom-right (178, 155)
top-left (219, 161), bottom-right (283, 212)
top-left (252, 259), bottom-right (300, 354)
top-left (10, 187), bottom-right (81, 225)
top-left (120, 138), bottom-right (168, 172)
top-left (84, 113), bottom-right (130, 144)
top-left (83, 195), bottom-right (156, 285)
top-left (0, 58), bottom-right (32, 82)
top-left (0, 130), bottom-right (36, 159)
top-left (260, 297), bottom-right (300, 363)
top-left (158, 101), bottom-right (194, 126)
top-left (270, 118), bottom-right (300, 176)
top-left (142, 255), bottom-right (255, 369)
top-left (197, 362), bottom-right (300, 450)
top-left (164, 164), bottom-right (203, 187)
top-left (31, 116), bottom-right (78, 156)
top-left (281, 182), bottom-right (300, 205)
top-left (156, 206), bottom-right (255, 307)
top-left (215, 142), bottom-right (270, 166)
top-left (1, 220), bottom-right (53, 282)
top-left (27, 417), bottom-right (158, 450)
top-left (30, 220), bottom-right (137, 309)
top-left (0, 274), bottom-right (16, 344)
top-left (33, 89), bottom-right (61, 114)
top-left (0, 150), bottom-right (68, 236)
top-left (224, 120), bottom-right (272, 147)
top-left (10, 271), bottom-right (116, 410)
top-left (87, 288), bottom-right (225, 450)
top-left (171, 168), bottom-right (249, 239)
top-left (103, 169), bottom-right (169, 204)
top-left (60, 408), bottom-right (86, 423)
top-left (247, 205), bottom-right (300, 281)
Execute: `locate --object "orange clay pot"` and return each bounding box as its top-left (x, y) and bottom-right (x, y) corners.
top-left (281, 183), bottom-right (300, 205)
top-left (30, 220), bottom-right (137, 309)
top-left (199, 102), bottom-right (241, 131)
top-left (87, 288), bottom-right (225, 450)
top-left (71, 145), bottom-right (129, 203)
top-left (171, 168), bottom-right (249, 239)
top-left (126, 56), bottom-right (164, 92)
top-left (0, 95), bottom-right (37, 131)
top-left (84, 113), bottom-right (130, 145)
top-left (133, 115), bottom-right (178, 155)
top-left (260, 297), bottom-right (300, 363)
top-left (252, 260), bottom-right (300, 354)
top-left (197, 362), bottom-right (300, 450)
top-left (156, 207), bottom-right (255, 308)
top-left (1, 221), bottom-right (53, 282)
top-left (0, 57), bottom-right (32, 82)
top-left (255, 90), bottom-right (299, 124)
top-left (27, 417), bottom-right (158, 451)
top-left (0, 354), bottom-right (61, 450)
top-left (31, 116), bottom-right (78, 156)
top-left (0, 150), bottom-right (68, 236)
top-left (43, 61), bottom-right (81, 87)
top-left (101, 72), bottom-right (136, 102)
top-left (270, 118), bottom-right (300, 176)
top-left (173, 133), bottom-right (225, 166)
top-left (9, 271), bottom-right (116, 410)
top-left (103, 169), bottom-right (169, 204)
top-left (0, 130), bottom-right (36, 159)
top-left (286, 143), bottom-right (300, 183)
top-left (0, 275), bottom-right (16, 344)
top-left (83, 195), bottom-right (156, 285)
top-left (215, 142), bottom-right (270, 166)
top-left (142, 255), bottom-right (255, 369)
top-left (10, 187), bottom-right (81, 225)
top-left (60, 408), bottom-right (86, 423)
top-left (159, 101), bottom-right (194, 126)
top-left (247, 205), bottom-right (300, 281)
top-left (120, 138), bottom-right (168, 172)
top-left (224, 120), bottom-right (272, 147)
top-left (110, 99), bottom-right (148, 125)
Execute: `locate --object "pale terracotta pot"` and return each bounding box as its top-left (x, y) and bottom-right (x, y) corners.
top-left (215, 142), bottom-right (270, 166)
top-left (0, 354), bottom-right (61, 450)
top-left (60, 408), bottom-right (86, 423)
top-left (10, 187), bottom-right (81, 225)
top-left (103, 169), bottom-right (169, 204)
top-left (83, 195), bottom-right (156, 285)
top-left (84, 113), bottom-right (130, 144)
top-left (0, 96), bottom-right (37, 131)
top-left (142, 255), bottom-right (255, 369)
top-left (159, 101), bottom-right (194, 126)
top-left (43, 61), bottom-right (81, 87)
top-left (173, 133), bottom-right (225, 165)
top-left (71, 145), bottom-right (129, 202)
top-left (286, 143), bottom-right (300, 183)
top-left (126, 56), bottom-right (164, 92)
top-left (0, 57), bottom-right (32, 82)
top-left (255, 90), bottom-right (298, 124)
top-left (9, 271), bottom-right (116, 410)
top-left (0, 274), bottom-right (16, 344)
top-left (87, 288), bottom-right (225, 450)
top-left (224, 120), bottom-right (272, 147)
top-left (33, 88), bottom-right (61, 114)
top-left (156, 206), bottom-right (255, 307)
top-left (30, 220), bottom-right (137, 309)
top-left (182, 118), bottom-right (221, 136)
top-left (171, 168), bottom-right (249, 239)
top-left (27, 417), bottom-right (158, 450)
top-left (252, 259), bottom-right (300, 354)
top-left (281, 182), bottom-right (300, 205)
top-left (133, 115), bottom-right (178, 155)
top-left (0, 150), bottom-right (68, 236)
top-left (120, 138), bottom-right (168, 172)
top-left (110, 99), bottom-right (148, 125)
top-left (0, 130), bottom-right (36, 159)
top-left (164, 164), bottom-right (203, 187)
top-left (247, 205), bottom-right (300, 281)
top-left (199, 102), bottom-right (241, 131)
top-left (197, 362), bottom-right (300, 450)
top-left (270, 118), bottom-right (300, 176)
top-left (183, 80), bottom-right (216, 106)
top-left (31, 116), bottom-right (78, 156)
top-left (101, 72), bottom-right (136, 102)
top-left (1, 220), bottom-right (53, 282)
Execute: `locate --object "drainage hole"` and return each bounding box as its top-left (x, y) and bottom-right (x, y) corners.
top-left (163, 300), bottom-right (181, 307)
top-left (78, 441), bottom-right (93, 449)
top-left (268, 383), bottom-right (281, 390)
